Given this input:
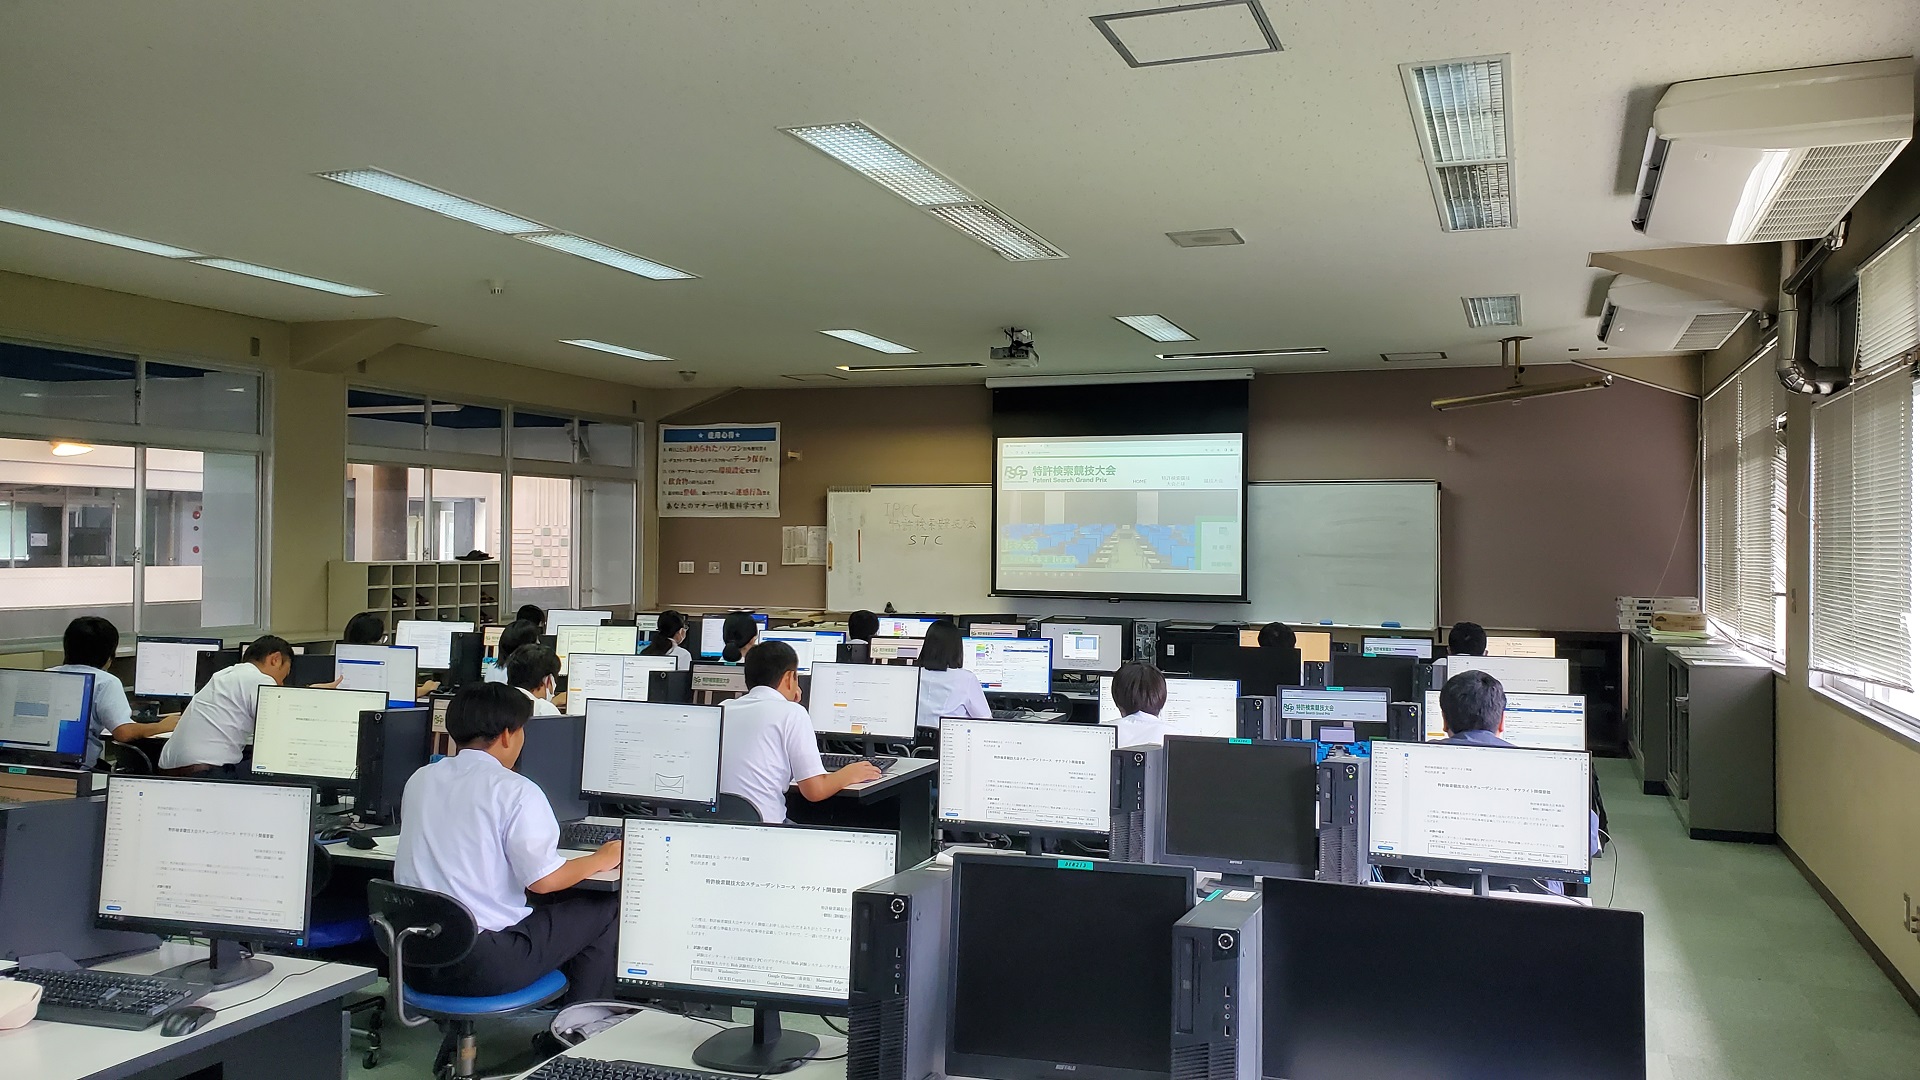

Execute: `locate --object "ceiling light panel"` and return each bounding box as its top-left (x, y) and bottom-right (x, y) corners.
top-left (782, 122), bottom-right (1068, 261)
top-left (0, 206), bottom-right (200, 259)
top-left (190, 258), bottom-right (382, 296)
top-left (1462, 294), bottom-right (1522, 327)
top-left (519, 233), bottom-right (696, 280)
top-left (562, 339), bottom-right (674, 362)
top-left (1402, 55), bottom-right (1516, 231)
top-left (316, 169), bottom-right (547, 234)
top-left (820, 329), bottom-right (916, 354)
top-left (1157, 347), bottom-right (1326, 360)
top-left (1115, 314), bottom-right (1196, 342)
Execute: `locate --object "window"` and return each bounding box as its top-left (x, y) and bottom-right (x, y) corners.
top-left (1856, 218), bottom-right (1919, 373)
top-left (511, 475), bottom-right (573, 610)
top-left (513, 410), bottom-right (575, 462)
top-left (345, 464), bottom-right (426, 561)
top-left (1701, 348), bottom-right (1787, 661)
top-left (0, 341), bottom-right (136, 424)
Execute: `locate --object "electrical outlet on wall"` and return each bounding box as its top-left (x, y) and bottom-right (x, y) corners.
top-left (740, 561), bottom-right (754, 575)
top-left (677, 561), bottom-right (695, 575)
top-left (752, 561), bottom-right (769, 576)
top-left (707, 562), bottom-right (720, 574)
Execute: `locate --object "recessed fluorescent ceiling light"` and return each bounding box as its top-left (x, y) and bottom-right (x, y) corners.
top-left (1115, 314), bottom-right (1196, 342)
top-left (520, 233), bottom-right (696, 280)
top-left (315, 169), bottom-right (547, 234)
top-left (782, 121), bottom-right (1067, 261)
top-left (1156, 347), bottom-right (1326, 359)
top-left (0, 206), bottom-right (200, 258)
top-left (820, 329), bottom-right (916, 354)
top-left (1401, 55), bottom-right (1515, 231)
top-left (836, 361), bottom-right (984, 372)
top-left (1462, 294), bottom-right (1522, 327)
top-left (562, 339), bottom-right (674, 362)
top-left (190, 258), bottom-right (382, 296)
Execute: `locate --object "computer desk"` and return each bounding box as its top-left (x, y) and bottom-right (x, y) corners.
top-left (4, 944), bottom-right (375, 1080)
top-left (786, 755), bottom-right (937, 869)
top-left (514, 1008), bottom-right (847, 1080)
top-left (325, 830), bottom-right (620, 892)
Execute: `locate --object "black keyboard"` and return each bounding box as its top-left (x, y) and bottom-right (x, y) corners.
top-left (560, 821), bottom-right (623, 850)
top-left (821, 753), bottom-right (898, 774)
top-left (531, 1058), bottom-right (754, 1080)
top-left (8, 966), bottom-right (203, 1030)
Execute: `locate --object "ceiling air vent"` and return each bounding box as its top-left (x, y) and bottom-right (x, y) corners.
top-left (1401, 55), bottom-right (1516, 231)
top-left (1462, 294), bottom-right (1522, 328)
top-left (1167, 228), bottom-right (1245, 248)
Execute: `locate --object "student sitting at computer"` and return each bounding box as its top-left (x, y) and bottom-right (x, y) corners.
top-left (343, 609), bottom-right (440, 697)
top-left (847, 609), bottom-right (879, 644)
top-left (720, 641), bottom-right (880, 823)
top-left (1435, 670), bottom-right (1601, 860)
top-left (1257, 622), bottom-right (1297, 652)
top-left (485, 619), bottom-right (543, 684)
top-left (157, 635), bottom-right (294, 774)
top-left (1447, 622), bottom-right (1487, 656)
top-left (395, 682), bottom-right (621, 1005)
top-left (516, 604), bottom-right (547, 633)
top-left (639, 610), bottom-right (693, 670)
top-left (506, 644), bottom-right (563, 717)
top-left (913, 620), bottom-right (990, 729)
top-left (50, 616), bottom-right (171, 765)
top-left (719, 610), bottom-right (760, 664)
top-left (1104, 661), bottom-right (1175, 748)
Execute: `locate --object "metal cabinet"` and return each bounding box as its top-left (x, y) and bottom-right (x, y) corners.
top-left (1664, 652), bottom-right (1775, 842)
top-left (1626, 631), bottom-right (1671, 795)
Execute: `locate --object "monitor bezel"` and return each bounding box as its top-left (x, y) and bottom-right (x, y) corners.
top-left (612, 817), bottom-right (900, 1014)
top-left (93, 774), bottom-right (317, 947)
top-left (696, 612), bottom-right (770, 659)
top-left (870, 613), bottom-right (951, 639)
top-left (333, 641), bottom-right (420, 706)
top-left (577, 699), bottom-right (725, 810)
top-left (963, 635), bottom-right (1055, 697)
top-left (805, 662), bottom-right (920, 740)
top-left (249, 684), bottom-right (390, 785)
top-left (1365, 742), bottom-right (1594, 884)
top-left (131, 635), bottom-right (224, 699)
top-left (565, 653), bottom-right (680, 716)
top-left (1275, 684), bottom-right (1393, 735)
top-left (392, 618), bottom-right (477, 671)
top-left (1035, 616), bottom-right (1132, 675)
top-left (1156, 735), bottom-right (1320, 881)
top-left (0, 667), bottom-right (96, 769)
top-left (936, 718), bottom-right (1115, 841)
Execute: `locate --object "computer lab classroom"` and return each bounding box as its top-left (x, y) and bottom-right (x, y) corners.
top-left (5, 5), bottom-right (1920, 1080)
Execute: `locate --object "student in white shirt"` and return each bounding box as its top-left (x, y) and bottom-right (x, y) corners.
top-left (847, 610), bottom-right (879, 645)
top-left (720, 641), bottom-right (879, 823)
top-left (396, 683), bottom-right (620, 1003)
top-left (506, 644), bottom-right (564, 717)
top-left (158, 635), bottom-right (293, 773)
top-left (484, 619), bottom-right (543, 684)
top-left (913, 619), bottom-right (990, 730)
top-left (719, 610), bottom-right (760, 664)
top-left (49, 617), bottom-right (168, 766)
top-left (343, 610), bottom-right (440, 697)
top-left (1103, 661), bottom-right (1176, 748)
top-left (639, 610), bottom-right (693, 671)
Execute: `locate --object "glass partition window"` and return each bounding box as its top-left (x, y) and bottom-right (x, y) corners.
top-left (346, 389), bottom-right (429, 450)
top-left (0, 341), bottom-right (138, 425)
top-left (580, 478), bottom-right (636, 608)
top-left (430, 469), bottom-right (502, 561)
top-left (427, 402), bottom-right (504, 456)
top-left (143, 362), bottom-right (261, 434)
top-left (514, 410), bottom-right (575, 462)
top-left (346, 464), bottom-right (426, 561)
top-left (512, 474), bottom-right (574, 610)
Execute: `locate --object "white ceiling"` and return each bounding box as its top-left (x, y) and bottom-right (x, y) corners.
top-left (1, 2), bottom-right (1915, 389)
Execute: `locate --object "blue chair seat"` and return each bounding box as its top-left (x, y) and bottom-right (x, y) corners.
top-left (403, 970), bottom-right (567, 1016)
top-left (307, 916), bottom-right (372, 950)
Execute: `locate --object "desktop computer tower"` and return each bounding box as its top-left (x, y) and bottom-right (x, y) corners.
top-left (1109, 745), bottom-right (1165, 863)
top-left (0, 797), bottom-right (159, 965)
top-left (1386, 702), bottom-right (1421, 742)
top-left (1301, 660), bottom-right (1327, 689)
top-left (1235, 696), bottom-right (1278, 740)
top-left (647, 669), bottom-right (693, 704)
top-left (355, 706), bottom-right (433, 825)
top-left (848, 865), bottom-right (951, 1080)
top-left (445, 632), bottom-right (484, 688)
top-left (1315, 756), bottom-right (1369, 884)
top-left (1133, 620), bottom-right (1159, 664)
top-left (1172, 893), bottom-right (1262, 1080)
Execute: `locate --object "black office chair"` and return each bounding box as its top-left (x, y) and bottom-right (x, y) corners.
top-left (98, 738), bottom-right (154, 774)
top-left (710, 793), bottom-right (764, 823)
top-left (367, 881), bottom-right (568, 1080)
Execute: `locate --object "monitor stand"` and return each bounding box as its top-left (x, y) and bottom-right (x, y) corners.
top-left (157, 937), bottom-right (273, 989)
top-left (1215, 873), bottom-right (1258, 891)
top-left (1473, 872), bottom-right (1492, 898)
top-left (691, 1007), bottom-right (818, 1076)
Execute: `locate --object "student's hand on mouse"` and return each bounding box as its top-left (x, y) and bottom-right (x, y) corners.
top-left (839, 762), bottom-right (883, 785)
top-left (593, 840), bottom-right (623, 871)
top-left (418, 679), bottom-right (440, 696)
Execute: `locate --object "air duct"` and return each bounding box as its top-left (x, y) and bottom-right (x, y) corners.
top-left (1776, 236), bottom-right (1850, 395)
top-left (1430, 336), bottom-right (1614, 411)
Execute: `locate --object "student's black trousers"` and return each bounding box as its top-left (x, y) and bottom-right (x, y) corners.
top-left (407, 891), bottom-right (616, 1004)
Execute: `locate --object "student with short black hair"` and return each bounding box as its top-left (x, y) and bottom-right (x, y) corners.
top-left (719, 641), bottom-right (880, 823)
top-left (342, 611), bottom-right (387, 646)
top-left (486, 619), bottom-right (544, 683)
top-left (719, 611), bottom-right (760, 664)
top-left (1256, 622), bottom-right (1297, 652)
top-left (913, 620), bottom-right (990, 729)
top-left (506, 644), bottom-right (563, 717)
top-left (847, 610), bottom-right (879, 644)
top-left (1104, 661), bottom-right (1174, 747)
top-left (1447, 622), bottom-right (1488, 657)
top-left (640, 610), bottom-right (693, 670)
top-left (50, 616), bottom-right (169, 761)
top-left (515, 604), bottom-right (547, 632)
top-left (158, 635), bottom-right (294, 773)
top-left (395, 683), bottom-right (619, 1004)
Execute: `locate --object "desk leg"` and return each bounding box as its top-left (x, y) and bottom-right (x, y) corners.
top-left (128, 993), bottom-right (352, 1080)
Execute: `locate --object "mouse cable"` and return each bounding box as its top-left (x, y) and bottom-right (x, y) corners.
top-left (198, 960), bottom-right (335, 1015)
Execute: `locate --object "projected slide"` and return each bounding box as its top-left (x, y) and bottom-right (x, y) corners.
top-left (994, 433), bottom-right (1245, 598)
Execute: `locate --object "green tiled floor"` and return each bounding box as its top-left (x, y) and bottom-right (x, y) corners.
top-left (354, 758), bottom-right (1920, 1079)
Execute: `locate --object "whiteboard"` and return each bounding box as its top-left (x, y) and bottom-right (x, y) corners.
top-left (826, 481), bottom-right (1439, 628)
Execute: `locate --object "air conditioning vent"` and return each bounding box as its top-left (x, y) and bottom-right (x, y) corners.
top-left (1674, 311), bottom-right (1753, 351)
top-left (1599, 275), bottom-right (1752, 352)
top-left (1462, 294), bottom-right (1522, 328)
top-left (1746, 140), bottom-right (1909, 243)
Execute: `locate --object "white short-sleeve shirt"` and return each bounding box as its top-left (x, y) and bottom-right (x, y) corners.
top-left (720, 685), bottom-right (827, 824)
top-left (518, 686), bottom-right (562, 717)
top-left (915, 666), bottom-right (991, 730)
top-left (395, 749), bottom-right (565, 932)
top-left (50, 663), bottom-right (132, 741)
top-left (669, 645), bottom-right (693, 671)
top-left (158, 663), bottom-right (273, 769)
top-left (1105, 711), bottom-right (1176, 749)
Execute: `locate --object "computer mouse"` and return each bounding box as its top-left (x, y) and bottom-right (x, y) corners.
top-left (346, 833), bottom-right (379, 850)
top-left (159, 1004), bottom-right (217, 1037)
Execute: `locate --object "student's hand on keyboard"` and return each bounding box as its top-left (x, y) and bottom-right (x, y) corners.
top-left (585, 839), bottom-right (623, 873)
top-left (835, 761), bottom-right (884, 786)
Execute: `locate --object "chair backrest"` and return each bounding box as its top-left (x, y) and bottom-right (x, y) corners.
top-left (100, 739), bottom-right (153, 774)
top-left (709, 793), bottom-right (764, 823)
top-left (366, 880), bottom-right (479, 968)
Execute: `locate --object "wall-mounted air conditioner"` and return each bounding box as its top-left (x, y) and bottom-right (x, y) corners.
top-left (1633, 57), bottom-right (1914, 245)
top-left (1598, 275), bottom-right (1754, 352)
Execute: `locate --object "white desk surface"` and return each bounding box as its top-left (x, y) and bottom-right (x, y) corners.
top-left (517, 1009), bottom-right (849, 1080)
top-left (833, 753), bottom-right (937, 793)
top-left (3, 943), bottom-right (375, 1080)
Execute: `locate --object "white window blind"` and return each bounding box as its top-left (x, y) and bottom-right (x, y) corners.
top-left (1811, 364), bottom-right (1914, 688)
top-left (1857, 220), bottom-right (1920, 372)
top-left (1702, 348), bottom-right (1787, 658)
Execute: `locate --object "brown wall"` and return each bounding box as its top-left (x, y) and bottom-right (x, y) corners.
top-left (659, 368), bottom-right (1699, 630)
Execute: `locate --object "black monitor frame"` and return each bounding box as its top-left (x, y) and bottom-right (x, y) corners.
top-left (131, 635), bottom-right (224, 700)
top-left (1327, 652), bottom-right (1420, 702)
top-left (1157, 735), bottom-right (1319, 883)
top-left (193, 647), bottom-right (242, 691)
top-left (936, 718), bottom-right (1116, 851)
top-left (0, 667), bottom-right (96, 769)
top-left (577, 700), bottom-right (724, 811)
top-left (248, 684), bottom-right (388, 791)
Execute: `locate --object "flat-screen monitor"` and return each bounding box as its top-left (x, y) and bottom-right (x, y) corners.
top-left (1485, 635), bottom-right (1557, 658)
top-left (554, 623), bottom-right (640, 674)
top-left (0, 668), bottom-right (96, 768)
top-left (567, 654), bottom-right (678, 715)
top-left (873, 615), bottom-right (945, 638)
top-left (689, 663), bottom-right (748, 704)
top-left (1368, 741), bottom-right (1592, 883)
top-left (1277, 686), bottom-right (1391, 738)
top-left (1160, 735), bottom-right (1319, 881)
top-left (194, 648), bottom-right (241, 691)
top-left (762, 629), bottom-right (846, 674)
top-left (1421, 690), bottom-right (1586, 751)
top-left (1443, 654), bottom-right (1571, 694)
top-left (698, 612), bottom-right (769, 658)
top-left (806, 662), bottom-right (918, 740)
top-left (1327, 653), bottom-right (1418, 702)
top-left (334, 643), bottom-right (419, 706)
top-left (1039, 620), bottom-right (1128, 675)
top-left (1097, 674), bottom-right (1240, 739)
top-left (964, 620), bottom-right (1027, 639)
top-left (994, 432), bottom-right (1246, 601)
top-left (946, 854), bottom-right (1194, 1080)
top-left (866, 637), bottom-right (924, 663)
top-left (938, 719), bottom-right (1115, 841)
top-left (963, 637), bottom-right (1053, 696)
top-left (1363, 636), bottom-right (1433, 660)
top-left (547, 609), bottom-right (611, 631)
top-left (97, 775), bottom-right (315, 985)
top-left (1188, 643), bottom-right (1299, 696)
top-left (133, 636), bottom-right (223, 698)
top-left (1235, 628), bottom-right (1330, 662)
top-left (482, 624), bottom-right (506, 656)
top-left (251, 685), bottom-right (388, 783)
top-left (393, 620), bottom-right (475, 671)
top-left (1262, 878), bottom-right (1646, 1080)
top-left (580, 700), bottom-right (723, 809)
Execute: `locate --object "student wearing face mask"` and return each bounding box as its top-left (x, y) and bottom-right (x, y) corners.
top-left (506, 644), bottom-right (563, 717)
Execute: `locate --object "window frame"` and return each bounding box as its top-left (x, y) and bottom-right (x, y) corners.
top-left (1700, 341), bottom-right (1788, 666)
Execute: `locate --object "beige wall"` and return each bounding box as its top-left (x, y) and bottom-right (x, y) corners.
top-left (658, 369), bottom-right (1699, 629)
